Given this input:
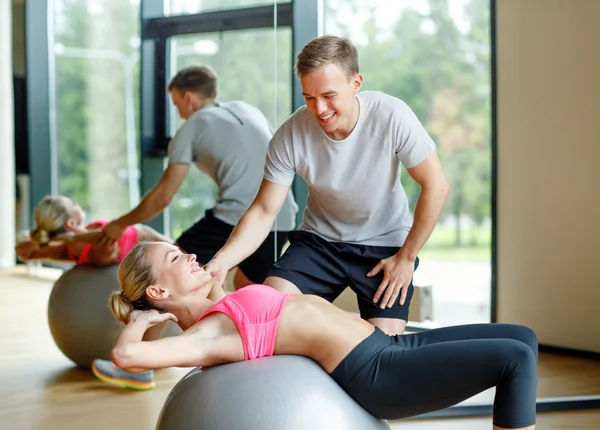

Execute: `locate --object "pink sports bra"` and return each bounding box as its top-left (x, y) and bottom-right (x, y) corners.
top-left (195, 284), bottom-right (291, 360)
top-left (68, 219), bottom-right (138, 265)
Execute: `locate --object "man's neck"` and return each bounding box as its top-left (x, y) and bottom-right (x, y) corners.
top-left (193, 97), bottom-right (217, 112)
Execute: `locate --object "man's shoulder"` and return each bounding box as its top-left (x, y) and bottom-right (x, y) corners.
top-left (218, 100), bottom-right (252, 111)
top-left (186, 108), bottom-right (214, 125)
top-left (359, 90), bottom-right (409, 110)
top-left (216, 101), bottom-right (275, 127)
top-left (286, 104), bottom-right (312, 123)
top-left (358, 91), bottom-right (417, 131)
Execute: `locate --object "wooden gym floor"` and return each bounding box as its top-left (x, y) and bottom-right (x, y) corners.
top-left (1, 265), bottom-right (599, 430)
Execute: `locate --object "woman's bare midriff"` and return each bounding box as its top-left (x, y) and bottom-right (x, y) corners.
top-left (274, 294), bottom-right (376, 373)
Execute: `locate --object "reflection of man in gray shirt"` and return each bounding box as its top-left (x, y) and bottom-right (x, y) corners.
top-left (102, 65), bottom-right (297, 288)
top-left (169, 100), bottom-right (296, 230)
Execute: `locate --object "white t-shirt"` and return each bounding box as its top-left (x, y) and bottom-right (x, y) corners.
top-left (264, 91), bottom-right (435, 246)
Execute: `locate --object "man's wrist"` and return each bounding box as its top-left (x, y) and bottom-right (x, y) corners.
top-left (396, 248), bottom-right (417, 263)
top-left (115, 216), bottom-right (131, 229)
top-left (212, 252), bottom-right (233, 270)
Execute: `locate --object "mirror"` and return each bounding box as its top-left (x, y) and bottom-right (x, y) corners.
top-left (165, 1), bottom-right (292, 287)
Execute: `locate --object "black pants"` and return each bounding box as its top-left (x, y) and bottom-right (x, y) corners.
top-left (331, 323), bottom-right (538, 428)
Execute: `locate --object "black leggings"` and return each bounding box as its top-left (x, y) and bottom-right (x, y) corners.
top-left (330, 324), bottom-right (538, 428)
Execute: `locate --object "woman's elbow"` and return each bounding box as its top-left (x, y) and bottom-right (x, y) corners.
top-left (111, 346), bottom-right (140, 372)
top-left (111, 347), bottom-right (127, 367)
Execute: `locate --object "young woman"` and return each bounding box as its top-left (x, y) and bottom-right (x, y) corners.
top-left (111, 241), bottom-right (538, 430)
top-left (16, 195), bottom-right (170, 266)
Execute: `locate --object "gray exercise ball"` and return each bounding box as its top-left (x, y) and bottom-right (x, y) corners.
top-left (156, 355), bottom-right (390, 430)
top-left (48, 264), bottom-right (180, 369)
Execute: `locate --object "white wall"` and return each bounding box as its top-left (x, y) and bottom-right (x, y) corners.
top-left (496, 0), bottom-right (600, 352)
top-left (1, 0), bottom-right (16, 268)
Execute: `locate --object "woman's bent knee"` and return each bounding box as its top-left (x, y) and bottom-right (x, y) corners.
top-left (512, 325), bottom-right (538, 360)
top-left (499, 324), bottom-right (538, 361)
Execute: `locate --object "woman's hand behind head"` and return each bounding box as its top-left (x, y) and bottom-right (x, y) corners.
top-left (15, 241), bottom-right (38, 260)
top-left (128, 309), bottom-right (178, 326)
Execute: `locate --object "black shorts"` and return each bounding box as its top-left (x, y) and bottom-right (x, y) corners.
top-left (268, 230), bottom-right (419, 320)
top-left (175, 209), bottom-right (289, 284)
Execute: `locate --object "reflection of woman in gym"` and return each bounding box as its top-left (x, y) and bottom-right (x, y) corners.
top-left (110, 241), bottom-right (538, 430)
top-left (15, 195), bottom-right (170, 266)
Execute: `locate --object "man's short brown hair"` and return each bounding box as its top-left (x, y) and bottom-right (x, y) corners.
top-left (295, 36), bottom-right (359, 79)
top-left (168, 65), bottom-right (218, 98)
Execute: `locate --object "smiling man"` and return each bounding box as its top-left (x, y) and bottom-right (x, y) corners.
top-left (206, 36), bottom-right (449, 336)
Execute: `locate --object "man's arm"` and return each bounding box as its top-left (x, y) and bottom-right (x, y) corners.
top-left (117, 162), bottom-right (189, 227)
top-left (204, 179), bottom-right (291, 283)
top-left (102, 163), bottom-right (189, 242)
top-left (398, 151), bottom-right (449, 262)
top-left (370, 151), bottom-right (450, 308)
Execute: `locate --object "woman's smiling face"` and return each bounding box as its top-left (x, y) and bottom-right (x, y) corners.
top-left (146, 242), bottom-right (213, 300)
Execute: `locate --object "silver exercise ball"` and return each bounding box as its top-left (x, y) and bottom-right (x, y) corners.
top-left (48, 264), bottom-right (180, 369)
top-left (156, 355), bottom-right (390, 430)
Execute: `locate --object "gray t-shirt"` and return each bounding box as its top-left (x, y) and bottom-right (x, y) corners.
top-left (264, 91), bottom-right (435, 246)
top-left (169, 101), bottom-right (297, 231)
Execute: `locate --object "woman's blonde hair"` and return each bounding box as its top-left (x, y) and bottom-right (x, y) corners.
top-left (110, 242), bottom-right (158, 324)
top-left (30, 195), bottom-right (74, 246)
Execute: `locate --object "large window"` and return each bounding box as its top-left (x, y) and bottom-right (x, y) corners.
top-left (324, 0), bottom-right (492, 326)
top-left (52, 0), bottom-right (141, 220)
top-left (168, 28), bottom-right (292, 239)
top-left (167, 0), bottom-right (276, 15)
